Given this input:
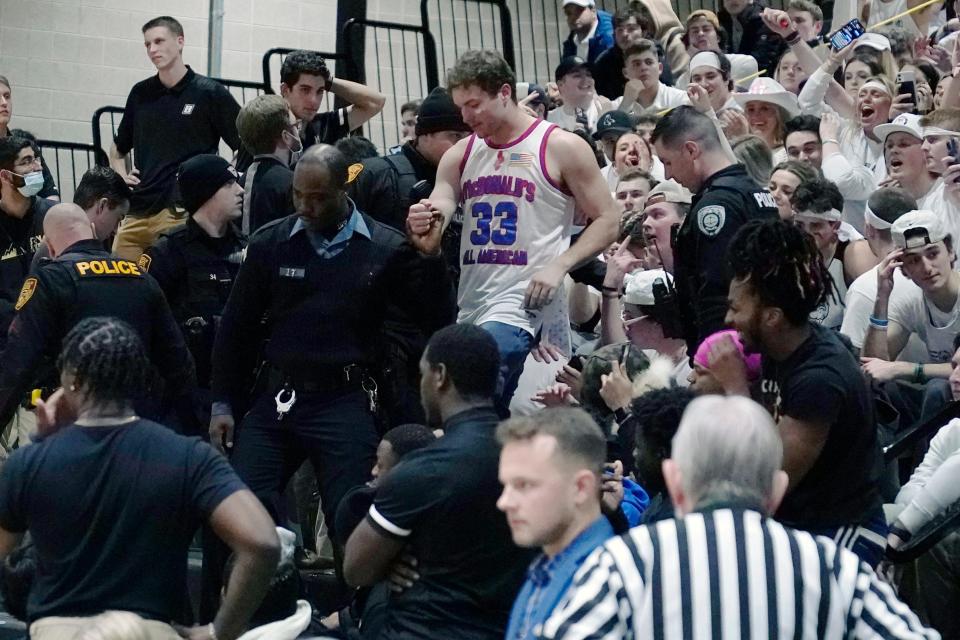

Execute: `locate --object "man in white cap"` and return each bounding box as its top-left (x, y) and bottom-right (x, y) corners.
top-left (561, 0), bottom-right (614, 64)
top-left (875, 114), bottom-right (941, 209)
top-left (640, 179), bottom-right (691, 274)
top-left (840, 187), bottom-right (923, 358)
top-left (685, 50), bottom-right (740, 113)
top-left (614, 40), bottom-right (689, 115)
top-left (862, 210), bottom-right (959, 420)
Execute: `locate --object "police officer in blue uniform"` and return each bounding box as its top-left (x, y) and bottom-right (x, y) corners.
top-left (210, 144), bottom-right (455, 543)
top-left (0, 204), bottom-right (195, 428)
top-left (650, 106), bottom-right (779, 352)
top-left (140, 155), bottom-right (246, 435)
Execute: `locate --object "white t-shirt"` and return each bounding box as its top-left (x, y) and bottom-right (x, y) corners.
top-left (613, 83), bottom-right (689, 115)
top-left (890, 280), bottom-right (960, 363)
top-left (547, 97), bottom-right (606, 133)
top-left (840, 263), bottom-right (929, 362)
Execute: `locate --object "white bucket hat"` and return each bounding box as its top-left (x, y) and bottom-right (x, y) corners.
top-left (733, 77), bottom-right (800, 117)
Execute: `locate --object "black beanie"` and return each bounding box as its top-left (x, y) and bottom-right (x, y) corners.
top-left (177, 154), bottom-right (237, 214)
top-left (415, 87), bottom-right (470, 136)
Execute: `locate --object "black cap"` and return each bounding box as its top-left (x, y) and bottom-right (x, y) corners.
top-left (593, 110), bottom-right (633, 140)
top-left (525, 83), bottom-right (552, 110)
top-left (554, 55), bottom-right (590, 83)
top-left (415, 87), bottom-right (471, 136)
top-left (177, 155), bottom-right (237, 214)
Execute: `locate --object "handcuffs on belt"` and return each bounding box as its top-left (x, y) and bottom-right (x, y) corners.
top-left (273, 366), bottom-right (379, 421)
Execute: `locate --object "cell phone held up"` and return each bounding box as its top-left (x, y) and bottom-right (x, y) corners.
top-left (947, 137), bottom-right (960, 182)
top-left (896, 70), bottom-right (917, 115)
top-left (829, 18), bottom-right (866, 52)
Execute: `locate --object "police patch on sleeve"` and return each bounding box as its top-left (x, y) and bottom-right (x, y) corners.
top-left (347, 163), bottom-right (364, 184)
top-left (697, 205), bottom-right (726, 237)
top-left (15, 277), bottom-right (37, 311)
top-left (137, 254), bottom-right (152, 272)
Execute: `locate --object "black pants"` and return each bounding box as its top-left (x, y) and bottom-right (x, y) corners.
top-left (231, 388), bottom-right (379, 531)
top-left (200, 388), bottom-right (378, 622)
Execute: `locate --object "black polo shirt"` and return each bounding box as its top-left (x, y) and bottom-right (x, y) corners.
top-left (116, 66), bottom-right (241, 216)
top-left (368, 406), bottom-right (531, 640)
top-left (763, 323), bottom-right (883, 530)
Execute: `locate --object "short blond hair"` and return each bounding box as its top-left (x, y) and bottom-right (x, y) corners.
top-left (236, 94), bottom-right (290, 156)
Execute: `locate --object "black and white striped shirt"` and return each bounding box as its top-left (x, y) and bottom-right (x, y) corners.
top-left (540, 507), bottom-right (939, 640)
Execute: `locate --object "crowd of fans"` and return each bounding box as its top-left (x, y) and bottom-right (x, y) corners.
top-left (4, 0), bottom-right (960, 638)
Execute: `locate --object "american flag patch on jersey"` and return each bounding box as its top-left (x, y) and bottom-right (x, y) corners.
top-left (508, 152), bottom-right (533, 167)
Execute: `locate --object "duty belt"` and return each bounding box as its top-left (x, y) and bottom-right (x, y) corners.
top-left (265, 363), bottom-right (365, 393)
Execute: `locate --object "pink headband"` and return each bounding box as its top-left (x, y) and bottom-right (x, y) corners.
top-left (694, 330), bottom-right (763, 381)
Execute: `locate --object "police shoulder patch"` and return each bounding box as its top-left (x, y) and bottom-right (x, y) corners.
top-left (347, 163), bottom-right (364, 184)
top-left (137, 254), bottom-right (152, 272)
top-left (15, 277), bottom-right (37, 311)
top-left (697, 205), bottom-right (726, 237)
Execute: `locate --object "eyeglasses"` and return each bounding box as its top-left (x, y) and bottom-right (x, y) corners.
top-left (14, 155), bottom-right (41, 169)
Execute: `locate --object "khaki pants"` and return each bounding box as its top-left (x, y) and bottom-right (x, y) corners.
top-left (30, 614), bottom-right (181, 640)
top-left (112, 207), bottom-right (185, 261)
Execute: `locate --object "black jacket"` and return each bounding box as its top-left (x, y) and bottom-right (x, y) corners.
top-left (673, 164), bottom-right (778, 352)
top-left (719, 3), bottom-right (785, 74)
top-left (212, 211), bottom-right (456, 409)
top-left (0, 240), bottom-right (196, 425)
top-left (142, 217), bottom-right (246, 386)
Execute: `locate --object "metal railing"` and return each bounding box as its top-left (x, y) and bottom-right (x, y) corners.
top-left (36, 139), bottom-right (107, 202)
top-left (341, 18), bottom-right (439, 153)
top-left (211, 77), bottom-right (268, 105)
top-left (421, 0), bottom-right (515, 83)
top-left (261, 47), bottom-right (348, 116)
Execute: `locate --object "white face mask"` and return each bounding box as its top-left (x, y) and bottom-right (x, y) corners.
top-left (16, 170), bottom-right (43, 197)
top-left (283, 130), bottom-right (304, 167)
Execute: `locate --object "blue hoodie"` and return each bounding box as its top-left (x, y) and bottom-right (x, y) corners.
top-left (562, 9), bottom-right (614, 64)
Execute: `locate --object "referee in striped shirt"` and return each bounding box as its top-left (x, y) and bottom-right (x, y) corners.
top-left (541, 396), bottom-right (939, 640)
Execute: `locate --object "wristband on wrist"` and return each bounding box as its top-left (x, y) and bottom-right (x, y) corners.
top-left (614, 407), bottom-right (632, 424)
top-left (914, 363), bottom-right (927, 384)
top-left (821, 138), bottom-right (840, 146)
top-left (889, 523), bottom-right (912, 543)
top-left (869, 315), bottom-right (889, 329)
top-left (785, 30), bottom-right (801, 45)
top-left (601, 285), bottom-right (619, 293)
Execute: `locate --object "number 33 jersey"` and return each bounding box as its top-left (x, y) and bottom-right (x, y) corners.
top-left (456, 120), bottom-right (576, 334)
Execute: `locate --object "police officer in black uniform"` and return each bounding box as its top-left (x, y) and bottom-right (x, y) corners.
top-left (140, 155), bottom-right (245, 434)
top-left (347, 88), bottom-right (470, 426)
top-left (0, 203), bottom-right (196, 428)
top-left (210, 144), bottom-right (455, 540)
top-left (650, 106), bottom-right (779, 352)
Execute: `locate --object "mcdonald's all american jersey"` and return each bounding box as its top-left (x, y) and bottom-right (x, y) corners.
top-left (456, 119), bottom-right (576, 334)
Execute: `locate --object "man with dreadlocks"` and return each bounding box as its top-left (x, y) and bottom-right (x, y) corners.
top-left (706, 218), bottom-right (886, 567)
top-left (0, 317), bottom-right (280, 640)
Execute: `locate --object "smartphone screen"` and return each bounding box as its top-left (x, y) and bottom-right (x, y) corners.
top-left (896, 70), bottom-right (917, 114)
top-left (829, 18), bottom-right (866, 51)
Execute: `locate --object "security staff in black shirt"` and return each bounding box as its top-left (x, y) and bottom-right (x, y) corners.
top-left (0, 204), bottom-right (196, 428)
top-left (140, 155), bottom-right (245, 432)
top-left (0, 136), bottom-right (56, 349)
top-left (210, 145), bottom-right (455, 541)
top-left (109, 16), bottom-right (241, 260)
top-left (348, 87), bottom-right (470, 426)
top-left (650, 106), bottom-right (778, 352)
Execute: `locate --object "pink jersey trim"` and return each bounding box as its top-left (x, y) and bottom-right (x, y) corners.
top-left (539, 124), bottom-right (572, 196)
top-left (458, 134), bottom-right (477, 177)
top-left (486, 119), bottom-right (541, 150)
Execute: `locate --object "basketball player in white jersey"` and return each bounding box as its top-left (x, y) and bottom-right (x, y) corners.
top-left (407, 50), bottom-right (620, 410)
